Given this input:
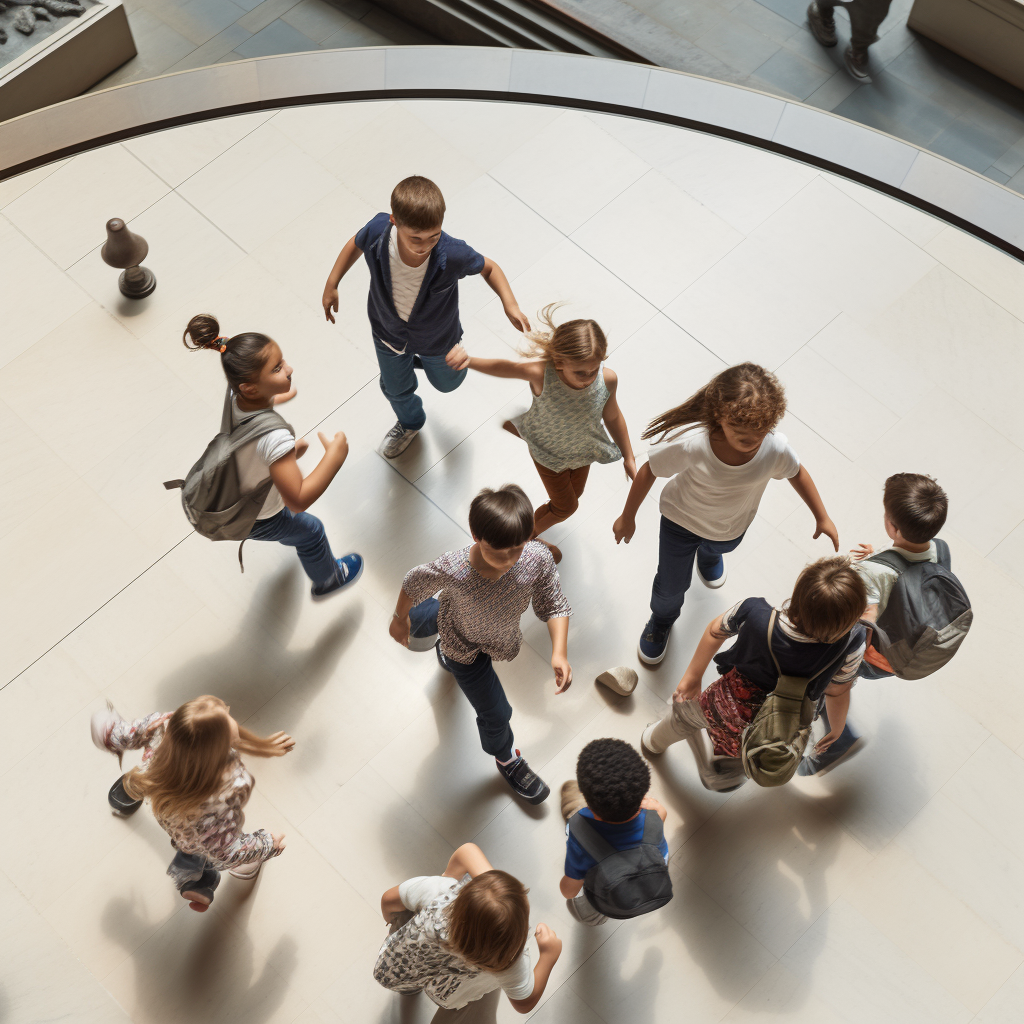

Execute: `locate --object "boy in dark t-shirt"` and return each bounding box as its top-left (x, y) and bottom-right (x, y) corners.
top-left (560, 739), bottom-right (668, 926)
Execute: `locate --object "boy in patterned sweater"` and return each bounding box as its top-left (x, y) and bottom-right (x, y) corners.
top-left (389, 484), bottom-right (572, 804)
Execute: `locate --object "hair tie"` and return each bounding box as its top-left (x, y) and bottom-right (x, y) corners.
top-left (215, 336), bottom-right (228, 354)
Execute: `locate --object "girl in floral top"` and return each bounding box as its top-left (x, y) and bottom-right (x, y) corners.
top-left (91, 695), bottom-right (293, 911)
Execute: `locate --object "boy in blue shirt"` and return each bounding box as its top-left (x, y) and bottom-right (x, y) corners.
top-left (560, 738), bottom-right (668, 926)
top-left (322, 175), bottom-right (530, 458)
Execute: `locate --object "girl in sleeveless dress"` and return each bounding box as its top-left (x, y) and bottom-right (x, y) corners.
top-left (448, 305), bottom-right (636, 563)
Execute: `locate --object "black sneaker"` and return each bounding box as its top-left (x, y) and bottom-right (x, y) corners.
top-left (108, 776), bottom-right (143, 817)
top-left (807, 2), bottom-right (837, 46)
top-left (497, 750), bottom-right (550, 804)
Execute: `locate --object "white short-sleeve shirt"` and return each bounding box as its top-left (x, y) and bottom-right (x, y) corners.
top-left (230, 396), bottom-right (294, 520)
top-left (647, 426), bottom-right (800, 541)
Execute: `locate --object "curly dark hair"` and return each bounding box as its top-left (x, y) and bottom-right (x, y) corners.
top-left (576, 738), bottom-right (650, 823)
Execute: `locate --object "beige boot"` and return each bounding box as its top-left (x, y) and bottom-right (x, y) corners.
top-left (560, 780), bottom-right (587, 821)
top-left (596, 666), bottom-right (638, 696)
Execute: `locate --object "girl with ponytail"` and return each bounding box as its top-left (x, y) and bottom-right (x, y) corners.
top-left (91, 697), bottom-right (293, 912)
top-left (613, 363), bottom-right (838, 666)
top-left (182, 313), bottom-right (362, 599)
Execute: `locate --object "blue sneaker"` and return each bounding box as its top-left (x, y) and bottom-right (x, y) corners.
top-left (798, 724), bottom-right (865, 776)
top-left (696, 556), bottom-right (727, 589)
top-left (638, 617), bottom-right (670, 665)
top-left (311, 553), bottom-right (364, 601)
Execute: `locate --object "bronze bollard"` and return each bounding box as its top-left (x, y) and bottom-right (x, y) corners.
top-left (101, 218), bottom-right (156, 298)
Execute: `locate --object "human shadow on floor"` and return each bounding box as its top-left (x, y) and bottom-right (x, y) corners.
top-left (101, 894), bottom-right (297, 1024)
top-left (559, 944), bottom-right (662, 1024)
top-left (153, 566), bottom-right (361, 726)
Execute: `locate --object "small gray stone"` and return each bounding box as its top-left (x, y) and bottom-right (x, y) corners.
top-left (13, 6), bottom-right (36, 32)
top-left (33, 6), bottom-right (52, 17)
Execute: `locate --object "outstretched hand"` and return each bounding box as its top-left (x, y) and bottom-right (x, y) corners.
top-left (266, 732), bottom-right (295, 756)
top-left (613, 515), bottom-right (636, 544)
top-left (850, 542), bottom-right (874, 561)
top-left (446, 344), bottom-right (470, 371)
top-left (552, 655), bottom-right (573, 694)
top-left (504, 305), bottom-right (531, 333)
top-left (322, 286), bottom-right (339, 324)
top-left (814, 517), bottom-right (839, 551)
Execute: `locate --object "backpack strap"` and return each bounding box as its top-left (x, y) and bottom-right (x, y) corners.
top-left (163, 479), bottom-right (185, 490)
top-left (220, 387), bottom-right (233, 434)
top-left (766, 609), bottom-right (850, 693)
top-left (865, 548), bottom-right (910, 574)
top-left (640, 809), bottom-right (665, 848)
top-left (934, 538), bottom-right (951, 570)
top-left (568, 813), bottom-right (618, 864)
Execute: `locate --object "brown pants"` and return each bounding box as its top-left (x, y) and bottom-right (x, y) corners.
top-left (532, 461), bottom-right (590, 537)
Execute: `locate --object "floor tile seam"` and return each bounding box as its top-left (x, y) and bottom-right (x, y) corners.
top-left (0, 210), bottom-right (98, 298)
top-left (919, 244), bottom-right (1024, 331)
top-left (983, 511), bottom-right (1024, 558)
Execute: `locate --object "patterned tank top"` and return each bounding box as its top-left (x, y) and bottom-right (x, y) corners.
top-left (512, 363), bottom-right (621, 473)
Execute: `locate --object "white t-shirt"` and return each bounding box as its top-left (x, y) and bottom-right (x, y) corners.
top-left (378, 875), bottom-right (533, 1009)
top-left (647, 426), bottom-right (800, 541)
top-left (230, 396), bottom-right (294, 520)
top-left (854, 542), bottom-right (938, 616)
top-left (389, 230), bottom-right (430, 322)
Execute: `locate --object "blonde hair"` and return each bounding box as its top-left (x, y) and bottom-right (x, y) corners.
top-left (446, 870), bottom-right (531, 973)
top-left (123, 696), bottom-right (283, 822)
top-left (521, 303), bottom-right (607, 366)
top-left (642, 362), bottom-right (786, 444)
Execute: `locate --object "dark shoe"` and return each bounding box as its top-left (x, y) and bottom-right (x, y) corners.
top-left (638, 617), bottom-right (670, 665)
top-left (108, 776), bottom-right (143, 817)
top-left (695, 555), bottom-right (727, 589)
top-left (844, 45), bottom-right (871, 82)
top-left (807, 2), bottom-right (837, 46)
top-left (497, 750), bottom-right (550, 804)
top-left (180, 867), bottom-right (221, 911)
top-left (798, 725), bottom-right (865, 776)
top-left (311, 553), bottom-right (363, 601)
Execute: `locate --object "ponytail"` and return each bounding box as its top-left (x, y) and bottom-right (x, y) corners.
top-left (642, 362), bottom-right (787, 444)
top-left (183, 313), bottom-right (274, 394)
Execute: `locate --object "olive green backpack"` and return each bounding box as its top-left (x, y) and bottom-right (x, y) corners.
top-left (740, 610), bottom-right (849, 787)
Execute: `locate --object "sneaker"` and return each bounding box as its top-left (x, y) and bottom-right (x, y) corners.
top-left (180, 868), bottom-right (221, 911)
top-left (640, 722), bottom-right (664, 756)
top-left (699, 755), bottom-right (748, 793)
top-left (844, 45), bottom-right (871, 81)
top-left (638, 617), bottom-right (670, 665)
top-left (798, 725), bottom-right (865, 776)
top-left (311, 553), bottom-right (363, 601)
top-left (108, 776), bottom-right (143, 817)
top-left (497, 750), bottom-right (550, 804)
top-left (560, 780), bottom-right (587, 821)
top-left (695, 556), bottom-right (727, 589)
top-left (807, 2), bottom-right (837, 46)
top-left (380, 421), bottom-right (420, 458)
top-left (596, 666), bottom-right (638, 696)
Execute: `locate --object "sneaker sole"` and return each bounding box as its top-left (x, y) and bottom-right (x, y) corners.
top-left (311, 559), bottom-right (364, 602)
top-left (810, 736), bottom-right (866, 777)
top-left (637, 640), bottom-right (668, 665)
top-left (521, 781), bottom-right (550, 805)
top-left (640, 726), bottom-right (662, 757)
top-left (695, 564), bottom-right (727, 589)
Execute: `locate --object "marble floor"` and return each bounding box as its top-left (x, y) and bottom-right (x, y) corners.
top-left (2, 100), bottom-right (1024, 1024)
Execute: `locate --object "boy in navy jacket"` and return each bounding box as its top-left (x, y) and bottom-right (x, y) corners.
top-left (322, 175), bottom-right (529, 458)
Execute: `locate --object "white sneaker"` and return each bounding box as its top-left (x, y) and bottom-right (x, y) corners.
top-left (380, 421), bottom-right (419, 458)
top-left (641, 723), bottom-right (664, 756)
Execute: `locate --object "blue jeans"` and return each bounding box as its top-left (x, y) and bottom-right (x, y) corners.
top-left (374, 340), bottom-right (467, 431)
top-left (411, 597), bottom-right (515, 759)
top-left (247, 508), bottom-right (338, 589)
top-left (650, 517), bottom-right (745, 629)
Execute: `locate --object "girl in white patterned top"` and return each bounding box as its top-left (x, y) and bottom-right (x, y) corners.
top-left (448, 305), bottom-right (636, 563)
top-left (390, 485), bottom-right (572, 806)
top-left (91, 695), bottom-right (293, 912)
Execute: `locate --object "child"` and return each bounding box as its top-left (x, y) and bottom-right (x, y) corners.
top-left (183, 314), bottom-right (362, 599)
top-left (376, 842), bottom-right (561, 1015)
top-left (641, 557), bottom-right (867, 792)
top-left (799, 472), bottom-right (950, 776)
top-left (559, 738), bottom-right (668, 926)
top-left (90, 696), bottom-right (293, 911)
top-left (389, 484), bottom-right (572, 804)
top-left (447, 304), bottom-right (636, 563)
top-left (322, 175), bottom-right (530, 458)
top-left (613, 362), bottom-right (839, 665)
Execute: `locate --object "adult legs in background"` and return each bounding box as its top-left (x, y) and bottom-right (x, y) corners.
top-left (532, 463), bottom-right (591, 539)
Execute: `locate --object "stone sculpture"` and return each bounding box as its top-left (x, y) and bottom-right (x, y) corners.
top-left (102, 218), bottom-right (157, 299)
top-left (0, 0), bottom-right (85, 47)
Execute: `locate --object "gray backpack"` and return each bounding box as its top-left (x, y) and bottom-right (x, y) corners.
top-left (164, 389), bottom-right (291, 571)
top-left (865, 539), bottom-right (971, 679)
top-left (567, 811), bottom-right (673, 920)
top-left (741, 610), bottom-right (849, 788)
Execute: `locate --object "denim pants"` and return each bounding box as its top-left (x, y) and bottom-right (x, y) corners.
top-left (247, 508), bottom-right (338, 589)
top-left (374, 340), bottom-right (467, 431)
top-left (167, 850), bottom-right (208, 890)
top-left (650, 517), bottom-right (745, 629)
top-left (411, 597), bottom-right (515, 759)
top-left (817, 0), bottom-right (893, 54)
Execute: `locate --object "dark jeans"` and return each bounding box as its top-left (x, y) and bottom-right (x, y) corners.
top-left (167, 850), bottom-right (208, 890)
top-left (412, 597), bottom-right (515, 759)
top-left (817, 0), bottom-right (893, 55)
top-left (374, 340), bottom-right (467, 431)
top-left (650, 516), bottom-right (745, 629)
top-left (247, 508), bottom-right (338, 588)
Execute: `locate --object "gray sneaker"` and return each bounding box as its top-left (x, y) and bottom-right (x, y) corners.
top-left (844, 45), bottom-right (871, 81)
top-left (807, 2), bottom-right (837, 46)
top-left (380, 421), bottom-right (419, 458)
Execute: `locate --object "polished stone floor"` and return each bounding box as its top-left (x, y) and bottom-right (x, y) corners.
top-left (1, 100), bottom-right (1024, 1024)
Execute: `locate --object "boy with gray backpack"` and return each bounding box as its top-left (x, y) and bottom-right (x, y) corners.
top-left (800, 473), bottom-right (970, 776)
top-left (559, 739), bottom-right (672, 925)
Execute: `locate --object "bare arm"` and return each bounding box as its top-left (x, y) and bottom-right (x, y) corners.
top-left (443, 843), bottom-right (493, 880)
top-left (267, 431), bottom-right (349, 513)
top-left (322, 235), bottom-right (363, 324)
top-left (546, 616), bottom-right (572, 694)
top-left (613, 461), bottom-right (656, 543)
top-left (559, 875), bottom-right (584, 898)
top-left (508, 924), bottom-right (562, 1014)
top-left (601, 369), bottom-right (636, 481)
top-left (445, 347), bottom-right (545, 389)
top-left (481, 257), bottom-right (530, 332)
top-left (380, 885), bottom-right (405, 921)
top-left (816, 680), bottom-right (852, 752)
top-left (788, 465), bottom-right (838, 551)
top-left (675, 614), bottom-right (728, 701)
top-left (388, 587), bottom-right (416, 647)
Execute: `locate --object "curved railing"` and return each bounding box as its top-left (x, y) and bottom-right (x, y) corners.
top-left (2, 46), bottom-right (1022, 261)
